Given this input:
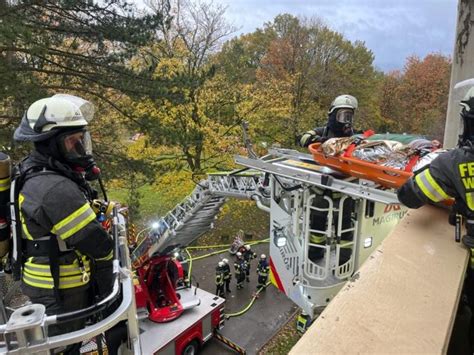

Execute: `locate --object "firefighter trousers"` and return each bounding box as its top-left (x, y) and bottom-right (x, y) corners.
top-left (22, 284), bottom-right (89, 354)
top-left (236, 273), bottom-right (245, 289)
top-left (257, 275), bottom-right (268, 289)
top-left (215, 284), bottom-right (225, 297)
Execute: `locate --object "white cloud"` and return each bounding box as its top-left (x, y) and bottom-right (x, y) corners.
top-left (219, 0), bottom-right (457, 71)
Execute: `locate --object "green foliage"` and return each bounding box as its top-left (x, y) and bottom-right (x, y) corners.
top-left (0, 0), bottom-right (172, 151)
top-left (0, 1), bottom-right (453, 232)
top-left (215, 14), bottom-right (381, 148)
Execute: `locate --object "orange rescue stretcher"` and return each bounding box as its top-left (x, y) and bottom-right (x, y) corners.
top-left (308, 142), bottom-right (414, 189)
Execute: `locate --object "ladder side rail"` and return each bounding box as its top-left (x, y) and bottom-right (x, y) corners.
top-left (235, 156), bottom-right (399, 205)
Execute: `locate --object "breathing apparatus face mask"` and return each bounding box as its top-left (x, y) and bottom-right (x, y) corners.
top-left (55, 129), bottom-right (100, 180)
top-left (335, 109), bottom-right (354, 126)
top-left (461, 109), bottom-right (474, 144)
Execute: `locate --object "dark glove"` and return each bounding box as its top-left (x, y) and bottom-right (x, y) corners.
top-left (299, 130), bottom-right (324, 147)
top-left (449, 211), bottom-right (457, 226)
top-left (94, 260), bottom-right (114, 300)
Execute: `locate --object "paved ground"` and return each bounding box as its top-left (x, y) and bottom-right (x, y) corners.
top-left (189, 243), bottom-right (298, 355)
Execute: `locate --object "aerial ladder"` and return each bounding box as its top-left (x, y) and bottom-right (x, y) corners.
top-left (131, 146), bottom-right (404, 319)
top-left (0, 142), bottom-right (406, 353)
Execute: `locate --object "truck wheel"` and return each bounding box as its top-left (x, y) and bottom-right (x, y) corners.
top-left (182, 340), bottom-right (199, 355)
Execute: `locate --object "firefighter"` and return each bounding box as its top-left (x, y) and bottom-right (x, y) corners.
top-left (298, 94), bottom-right (358, 147)
top-left (298, 95), bottom-right (358, 264)
top-left (234, 252), bottom-right (247, 290)
top-left (296, 311), bottom-right (313, 333)
top-left (242, 244), bottom-right (256, 282)
top-left (397, 85), bottom-right (474, 353)
top-left (0, 153), bottom-right (11, 264)
top-left (256, 254), bottom-right (269, 290)
top-left (215, 261), bottom-right (225, 297)
top-left (222, 258), bottom-right (232, 292)
top-left (12, 94), bottom-right (114, 354)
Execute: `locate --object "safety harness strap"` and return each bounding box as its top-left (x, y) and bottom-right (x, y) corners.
top-left (48, 234), bottom-right (61, 303)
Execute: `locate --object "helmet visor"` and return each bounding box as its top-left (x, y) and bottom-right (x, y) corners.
top-left (58, 130), bottom-right (93, 162)
top-left (335, 109), bottom-right (354, 125)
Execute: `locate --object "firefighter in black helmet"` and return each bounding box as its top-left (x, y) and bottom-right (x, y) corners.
top-left (398, 81), bottom-right (474, 352)
top-left (13, 94), bottom-right (114, 354)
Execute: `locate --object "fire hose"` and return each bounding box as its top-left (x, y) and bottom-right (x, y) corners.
top-left (225, 281), bottom-right (272, 319)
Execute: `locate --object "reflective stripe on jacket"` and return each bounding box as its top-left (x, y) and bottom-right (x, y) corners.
top-left (17, 152), bottom-right (113, 290)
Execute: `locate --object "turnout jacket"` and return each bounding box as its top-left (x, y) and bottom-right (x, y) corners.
top-left (397, 148), bottom-right (471, 213)
top-left (298, 126), bottom-right (355, 148)
top-left (18, 151), bottom-right (113, 292)
top-left (257, 260), bottom-right (269, 276)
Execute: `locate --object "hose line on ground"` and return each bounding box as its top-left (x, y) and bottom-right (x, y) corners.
top-left (186, 239), bottom-right (269, 261)
top-left (225, 281), bottom-right (272, 319)
top-left (186, 238), bottom-right (269, 251)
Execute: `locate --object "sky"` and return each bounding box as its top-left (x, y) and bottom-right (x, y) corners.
top-left (218, 0), bottom-right (458, 72)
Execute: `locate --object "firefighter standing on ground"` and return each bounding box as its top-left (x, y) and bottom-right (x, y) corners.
top-left (298, 95), bottom-right (358, 264)
top-left (222, 258), bottom-right (231, 292)
top-left (296, 311), bottom-right (313, 333)
top-left (12, 94), bottom-right (114, 354)
top-left (215, 261), bottom-right (225, 297)
top-left (234, 252), bottom-right (247, 289)
top-left (397, 83), bottom-right (474, 353)
top-left (241, 244), bottom-right (256, 282)
top-left (256, 254), bottom-right (269, 290)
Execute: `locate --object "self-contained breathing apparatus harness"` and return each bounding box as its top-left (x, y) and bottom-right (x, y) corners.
top-left (9, 158), bottom-right (102, 304)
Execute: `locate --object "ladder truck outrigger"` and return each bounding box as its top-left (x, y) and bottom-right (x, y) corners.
top-left (0, 139), bottom-right (405, 353)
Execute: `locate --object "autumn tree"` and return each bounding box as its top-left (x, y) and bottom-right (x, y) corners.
top-left (216, 14), bottom-right (381, 147)
top-left (380, 54), bottom-right (451, 139)
top-left (132, 0), bottom-right (237, 174)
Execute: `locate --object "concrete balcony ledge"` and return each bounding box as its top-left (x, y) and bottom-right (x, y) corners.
top-left (290, 205), bottom-right (469, 354)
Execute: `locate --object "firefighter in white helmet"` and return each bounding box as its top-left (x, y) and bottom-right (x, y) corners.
top-left (215, 261), bottom-right (225, 297)
top-left (240, 244), bottom-right (256, 282)
top-left (297, 95), bottom-right (358, 265)
top-left (298, 94), bottom-right (358, 147)
top-left (222, 258), bottom-right (232, 293)
top-left (12, 94), bottom-right (114, 354)
top-left (234, 252), bottom-right (247, 290)
top-left (256, 254), bottom-right (269, 290)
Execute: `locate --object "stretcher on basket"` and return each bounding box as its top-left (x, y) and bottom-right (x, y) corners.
top-left (308, 143), bottom-right (414, 189)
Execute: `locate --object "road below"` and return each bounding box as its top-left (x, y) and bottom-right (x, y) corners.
top-left (189, 243), bottom-right (297, 355)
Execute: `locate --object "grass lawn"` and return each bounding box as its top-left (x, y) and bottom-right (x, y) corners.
top-left (108, 184), bottom-right (165, 227)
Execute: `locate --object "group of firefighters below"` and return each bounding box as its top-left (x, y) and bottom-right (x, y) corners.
top-left (214, 244), bottom-right (269, 297)
top-left (3, 84), bottom-right (474, 351)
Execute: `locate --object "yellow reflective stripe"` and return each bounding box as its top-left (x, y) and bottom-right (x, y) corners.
top-left (23, 270), bottom-right (89, 289)
top-left (96, 250), bottom-right (113, 262)
top-left (52, 203), bottom-right (96, 240)
top-left (23, 273), bottom-right (53, 289)
top-left (310, 234), bottom-right (326, 243)
top-left (467, 192), bottom-right (474, 211)
top-left (340, 241), bottom-right (353, 248)
top-left (24, 260), bottom-right (90, 277)
top-left (415, 169), bottom-right (450, 202)
top-left (18, 194), bottom-right (33, 240)
top-left (0, 177), bottom-right (10, 191)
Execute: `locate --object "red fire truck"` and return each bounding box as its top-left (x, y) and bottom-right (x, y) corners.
top-left (134, 255), bottom-right (226, 354)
